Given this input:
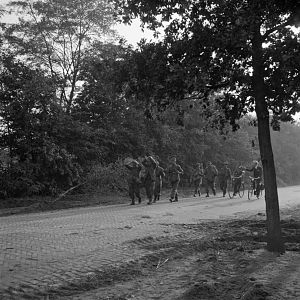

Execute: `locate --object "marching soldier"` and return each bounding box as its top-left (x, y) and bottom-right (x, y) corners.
top-left (233, 166), bottom-right (245, 196)
top-left (218, 161), bottom-right (232, 197)
top-left (141, 155), bottom-right (158, 205)
top-left (191, 163), bottom-right (204, 197)
top-left (124, 158), bottom-right (142, 205)
top-left (166, 157), bottom-right (183, 202)
top-left (204, 161), bottom-right (218, 197)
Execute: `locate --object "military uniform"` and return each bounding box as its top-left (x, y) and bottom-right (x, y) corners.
top-left (218, 164), bottom-right (231, 197)
top-left (154, 166), bottom-right (165, 201)
top-left (166, 162), bottom-right (183, 202)
top-left (125, 159), bottom-right (142, 205)
top-left (191, 165), bottom-right (204, 197)
top-left (233, 168), bottom-right (245, 195)
top-left (246, 164), bottom-right (263, 196)
top-left (204, 163), bottom-right (218, 197)
top-left (141, 156), bottom-right (158, 205)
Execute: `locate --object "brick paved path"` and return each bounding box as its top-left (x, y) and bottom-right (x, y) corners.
top-left (1, 185), bottom-right (300, 298)
top-left (0, 203), bottom-right (177, 298)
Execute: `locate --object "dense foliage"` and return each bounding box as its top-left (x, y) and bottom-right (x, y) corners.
top-left (0, 0), bottom-right (300, 204)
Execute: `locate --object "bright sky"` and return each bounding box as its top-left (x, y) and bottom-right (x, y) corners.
top-left (1, 15), bottom-right (150, 46)
top-left (114, 19), bottom-right (156, 46)
top-left (1, 0), bottom-right (153, 46)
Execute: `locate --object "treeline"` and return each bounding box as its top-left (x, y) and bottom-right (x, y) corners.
top-left (0, 53), bottom-right (299, 198)
top-left (0, 55), bottom-right (253, 197)
top-left (0, 1), bottom-right (300, 200)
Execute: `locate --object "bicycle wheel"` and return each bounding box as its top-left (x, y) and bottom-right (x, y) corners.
top-left (255, 186), bottom-right (264, 199)
top-left (227, 180), bottom-right (234, 199)
top-left (247, 186), bottom-right (254, 200)
top-left (258, 183), bottom-right (264, 199)
top-left (256, 188), bottom-right (260, 199)
top-left (238, 183), bottom-right (245, 198)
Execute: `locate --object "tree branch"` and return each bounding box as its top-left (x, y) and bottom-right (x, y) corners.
top-left (28, 3), bottom-right (56, 79)
top-left (262, 17), bottom-right (294, 40)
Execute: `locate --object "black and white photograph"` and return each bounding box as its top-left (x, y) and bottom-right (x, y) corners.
top-left (0, 0), bottom-right (300, 299)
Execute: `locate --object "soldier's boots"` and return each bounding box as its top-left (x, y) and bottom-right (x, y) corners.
top-left (153, 195), bottom-right (160, 202)
top-left (194, 191), bottom-right (201, 197)
top-left (130, 200), bottom-right (135, 205)
top-left (174, 194), bottom-right (178, 202)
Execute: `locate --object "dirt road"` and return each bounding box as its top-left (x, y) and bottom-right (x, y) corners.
top-left (0, 185), bottom-right (299, 298)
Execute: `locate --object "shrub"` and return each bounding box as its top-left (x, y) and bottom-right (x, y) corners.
top-left (84, 159), bottom-right (128, 194)
top-left (0, 142), bottom-right (82, 198)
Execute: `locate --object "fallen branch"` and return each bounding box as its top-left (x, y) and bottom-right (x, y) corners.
top-left (111, 182), bottom-right (128, 193)
top-left (47, 182), bottom-right (85, 206)
top-left (156, 258), bottom-right (169, 269)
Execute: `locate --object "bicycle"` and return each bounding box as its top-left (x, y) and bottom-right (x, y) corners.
top-left (247, 176), bottom-right (263, 200)
top-left (228, 176), bottom-right (245, 199)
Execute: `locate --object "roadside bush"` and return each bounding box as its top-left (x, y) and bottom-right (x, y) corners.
top-left (84, 160), bottom-right (128, 194)
top-left (0, 142), bottom-right (82, 198)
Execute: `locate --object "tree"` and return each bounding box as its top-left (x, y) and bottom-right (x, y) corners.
top-left (116, 0), bottom-right (300, 252)
top-left (0, 56), bottom-right (85, 196)
top-left (3, 0), bottom-right (116, 113)
top-left (75, 42), bottom-right (150, 161)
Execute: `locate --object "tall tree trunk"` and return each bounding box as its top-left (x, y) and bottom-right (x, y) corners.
top-left (252, 26), bottom-right (285, 253)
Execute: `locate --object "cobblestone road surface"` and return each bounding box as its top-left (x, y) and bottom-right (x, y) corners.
top-left (1, 185), bottom-right (300, 298)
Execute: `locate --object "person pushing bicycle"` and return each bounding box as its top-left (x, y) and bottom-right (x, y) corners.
top-left (232, 165), bottom-right (245, 196)
top-left (244, 160), bottom-right (263, 197)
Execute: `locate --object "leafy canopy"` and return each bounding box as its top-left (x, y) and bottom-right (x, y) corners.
top-left (115, 0), bottom-right (300, 129)
top-left (3, 0), bottom-right (117, 112)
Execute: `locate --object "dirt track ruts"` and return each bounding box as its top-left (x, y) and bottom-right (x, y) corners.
top-left (1, 185), bottom-right (300, 298)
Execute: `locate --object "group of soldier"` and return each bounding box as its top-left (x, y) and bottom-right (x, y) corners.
top-left (124, 155), bottom-right (183, 205)
top-left (191, 160), bottom-right (263, 198)
top-left (124, 155), bottom-right (263, 205)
